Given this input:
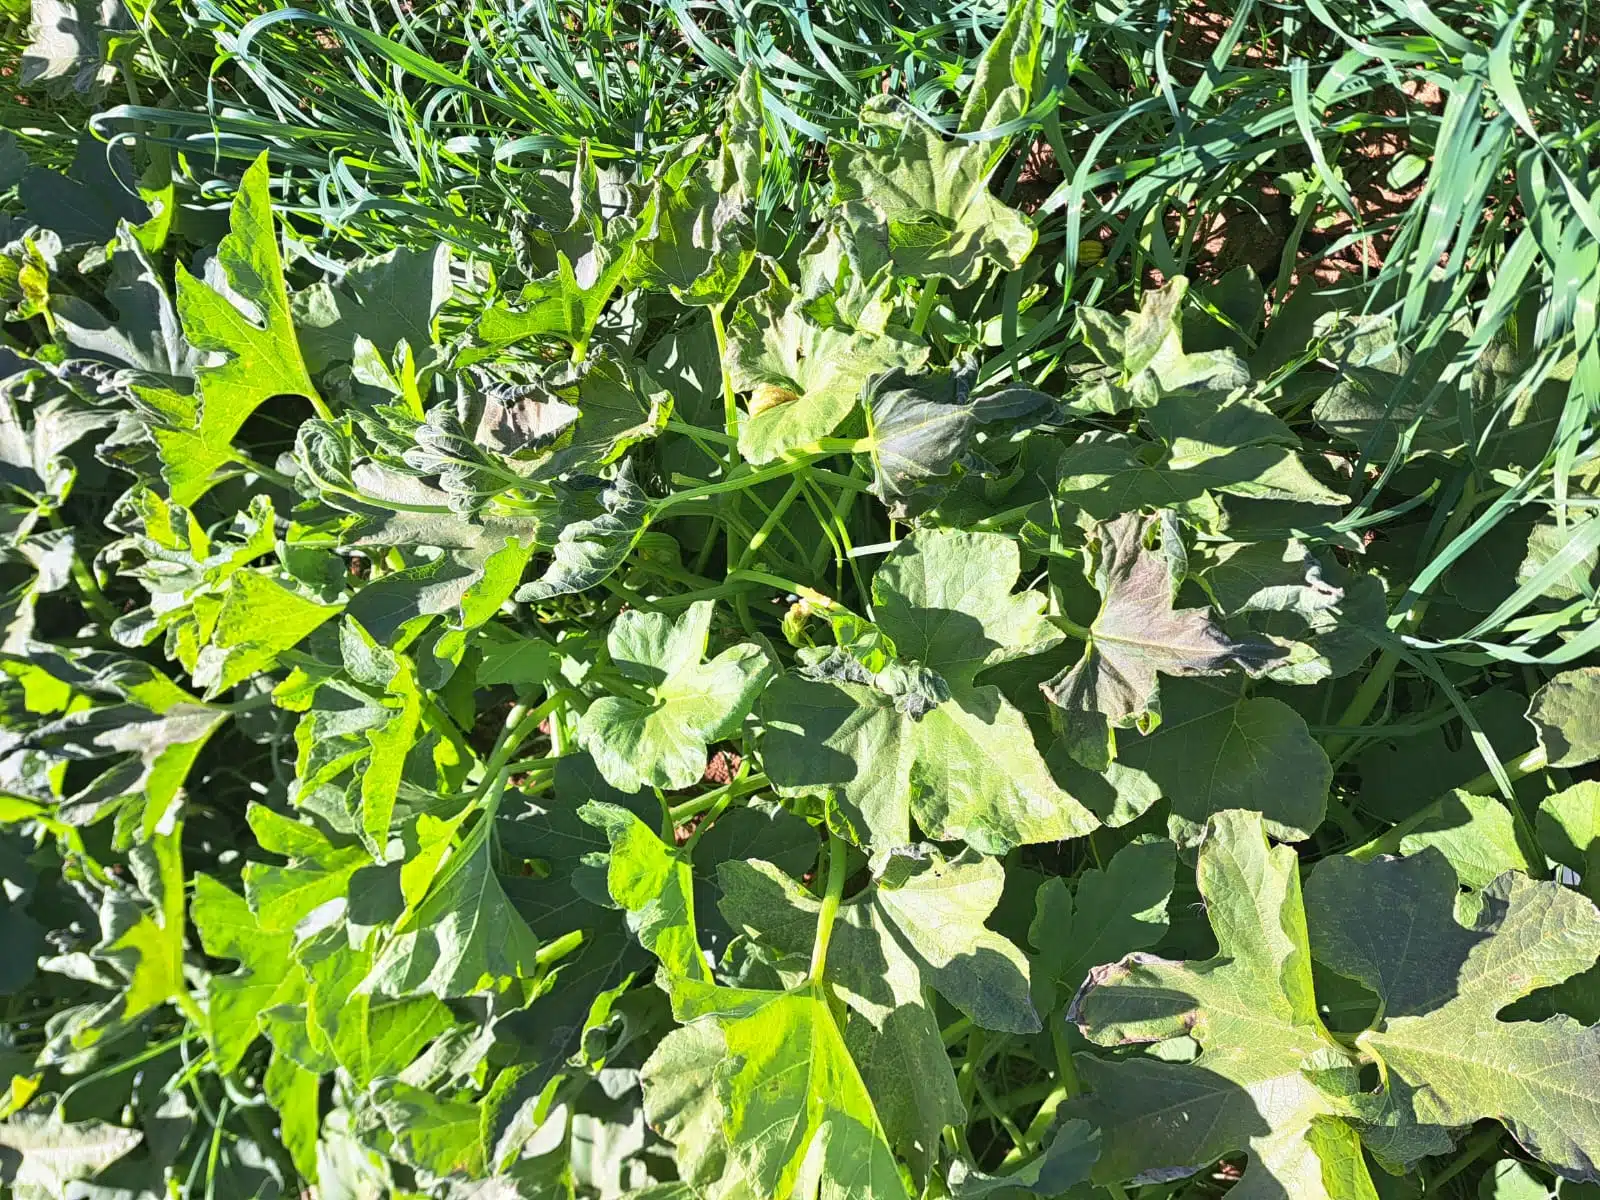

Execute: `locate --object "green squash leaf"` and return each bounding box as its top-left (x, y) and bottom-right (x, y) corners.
top-left (1029, 839), bottom-right (1175, 1013)
top-left (1395, 791), bottom-right (1532, 889)
top-left (579, 800), bottom-right (710, 983)
top-left (1103, 678), bottom-right (1331, 843)
top-left (1066, 810), bottom-right (1374, 1197)
top-left (1309, 853), bottom-right (1600, 1182)
top-left (365, 814), bottom-right (542, 998)
top-left (760, 529), bottom-right (1098, 852)
top-left (293, 244), bottom-right (451, 372)
top-left (1527, 667), bottom-right (1600, 768)
top-left (157, 154), bottom-right (323, 505)
top-left (830, 98), bottom-right (1035, 285)
top-left (1538, 781), bottom-right (1600, 893)
top-left (726, 263), bottom-right (926, 465)
top-left (191, 570), bottom-right (341, 699)
top-left (578, 600), bottom-right (771, 792)
top-left (1071, 277), bottom-right (1250, 415)
top-left (191, 874), bottom-right (305, 1073)
top-left (643, 977), bottom-right (911, 1200)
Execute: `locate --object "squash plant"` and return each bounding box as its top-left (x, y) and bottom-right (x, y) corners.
top-left (2, 5), bottom-right (1600, 1197)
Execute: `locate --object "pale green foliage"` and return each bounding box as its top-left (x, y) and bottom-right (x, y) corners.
top-left (578, 600), bottom-right (771, 792)
top-left (761, 528), bottom-right (1098, 851)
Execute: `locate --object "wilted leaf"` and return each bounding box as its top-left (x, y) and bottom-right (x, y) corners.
top-left (1043, 512), bottom-right (1279, 728)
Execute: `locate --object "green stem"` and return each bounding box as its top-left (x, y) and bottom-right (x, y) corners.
top-left (535, 929), bottom-right (584, 967)
top-left (808, 831), bottom-right (848, 983)
top-left (1052, 1022), bottom-right (1082, 1099)
top-left (1004, 1085), bottom-right (1065, 1161)
top-left (709, 303), bottom-right (740, 453)
top-left (1422, 1124), bottom-right (1503, 1195)
top-left (971, 503), bottom-right (1037, 531)
top-left (1348, 745), bottom-right (1548, 861)
top-left (911, 278), bottom-right (941, 336)
top-left (658, 455), bottom-right (823, 510)
top-left (941, 1016), bottom-right (973, 1046)
top-left (478, 692), bottom-right (567, 789)
top-left (57, 535), bottom-right (117, 623)
top-left (670, 772), bottom-right (768, 824)
top-left (1325, 475), bottom-right (1480, 760)
top-left (974, 1073), bottom-right (1029, 1153)
top-left (226, 451), bottom-right (301, 492)
top-left (497, 757), bottom-right (559, 778)
top-left (1321, 646), bottom-right (1400, 761)
top-left (1055, 614), bottom-right (1093, 640)
top-left (734, 476), bottom-right (806, 572)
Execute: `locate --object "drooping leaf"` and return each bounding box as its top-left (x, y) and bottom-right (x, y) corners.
top-left (760, 529), bottom-right (1098, 852)
top-left (53, 225), bottom-right (190, 377)
top-left (514, 465), bottom-right (650, 604)
top-left (480, 145), bottom-right (643, 355)
top-left (17, 0), bottom-right (123, 93)
top-left (858, 360), bottom-right (1048, 518)
top-left (1042, 512), bottom-right (1279, 729)
top-left (957, 0), bottom-right (1043, 135)
top-left (1202, 541), bottom-right (1386, 679)
top-left (630, 72), bottom-right (761, 307)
